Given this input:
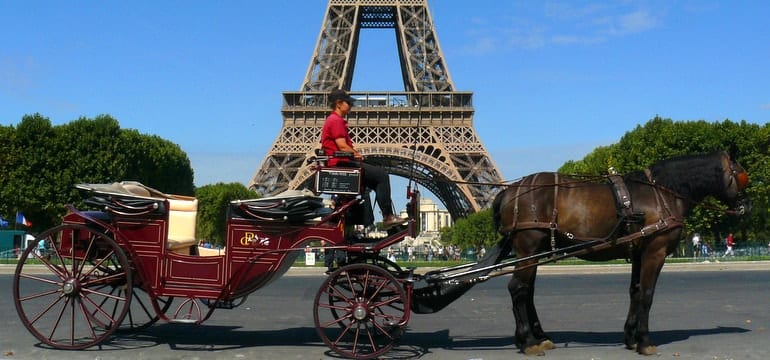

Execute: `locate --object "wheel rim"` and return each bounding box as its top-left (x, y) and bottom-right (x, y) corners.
top-left (13, 224), bottom-right (132, 349)
top-left (314, 263), bottom-right (406, 359)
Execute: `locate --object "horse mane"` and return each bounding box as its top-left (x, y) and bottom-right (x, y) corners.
top-left (626, 151), bottom-right (726, 201)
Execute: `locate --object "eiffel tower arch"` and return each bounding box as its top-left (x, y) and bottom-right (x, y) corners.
top-left (248, 0), bottom-right (504, 220)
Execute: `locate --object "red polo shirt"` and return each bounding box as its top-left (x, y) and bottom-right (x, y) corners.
top-left (320, 111), bottom-right (353, 166)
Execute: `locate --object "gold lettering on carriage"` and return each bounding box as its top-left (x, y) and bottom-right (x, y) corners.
top-left (239, 232), bottom-right (270, 247)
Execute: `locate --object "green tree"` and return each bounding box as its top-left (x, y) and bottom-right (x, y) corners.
top-left (0, 114), bottom-right (195, 231)
top-left (3, 114), bottom-right (59, 230)
top-left (121, 129), bottom-right (194, 196)
top-left (559, 144), bottom-right (617, 175)
top-left (439, 226), bottom-right (453, 245)
top-left (449, 209), bottom-right (497, 253)
top-left (195, 182), bottom-right (258, 247)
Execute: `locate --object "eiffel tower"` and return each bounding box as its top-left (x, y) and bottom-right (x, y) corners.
top-left (248, 0), bottom-right (504, 219)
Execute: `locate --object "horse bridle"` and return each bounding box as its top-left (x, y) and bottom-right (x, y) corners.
top-left (725, 159), bottom-right (749, 215)
top-left (726, 160), bottom-right (749, 193)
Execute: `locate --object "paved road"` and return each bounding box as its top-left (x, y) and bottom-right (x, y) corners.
top-left (1, 262), bottom-right (768, 360)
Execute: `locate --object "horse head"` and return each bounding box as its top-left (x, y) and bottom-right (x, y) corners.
top-left (721, 150), bottom-right (751, 215)
top-left (645, 150), bottom-right (750, 217)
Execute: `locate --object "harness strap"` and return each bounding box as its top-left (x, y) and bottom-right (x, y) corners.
top-left (528, 173), bottom-right (541, 221)
top-left (550, 173), bottom-right (559, 252)
top-left (644, 167), bottom-right (679, 227)
top-left (511, 176), bottom-right (525, 230)
top-left (608, 174), bottom-right (632, 214)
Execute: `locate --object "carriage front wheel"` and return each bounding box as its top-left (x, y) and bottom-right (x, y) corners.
top-left (13, 224), bottom-right (132, 349)
top-left (314, 263), bottom-right (407, 359)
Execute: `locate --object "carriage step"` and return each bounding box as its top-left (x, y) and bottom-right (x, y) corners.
top-left (168, 318), bottom-right (198, 324)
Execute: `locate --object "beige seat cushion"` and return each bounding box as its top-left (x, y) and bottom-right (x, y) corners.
top-left (166, 197), bottom-right (199, 251)
top-left (197, 246), bottom-right (225, 257)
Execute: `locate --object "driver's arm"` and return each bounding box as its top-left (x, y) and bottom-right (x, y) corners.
top-left (334, 138), bottom-right (363, 159)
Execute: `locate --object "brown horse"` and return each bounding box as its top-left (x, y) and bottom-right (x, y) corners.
top-left (491, 150), bottom-right (749, 355)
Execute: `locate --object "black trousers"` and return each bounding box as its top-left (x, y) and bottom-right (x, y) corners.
top-left (339, 161), bottom-right (394, 217)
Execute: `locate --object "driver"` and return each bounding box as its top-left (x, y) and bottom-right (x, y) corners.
top-left (321, 88), bottom-right (407, 228)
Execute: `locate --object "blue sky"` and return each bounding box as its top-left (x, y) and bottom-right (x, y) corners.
top-left (2, 1), bottom-right (769, 209)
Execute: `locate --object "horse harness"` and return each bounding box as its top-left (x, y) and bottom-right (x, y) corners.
top-left (506, 171), bottom-right (685, 259)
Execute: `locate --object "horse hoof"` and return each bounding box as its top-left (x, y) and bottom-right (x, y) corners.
top-left (539, 339), bottom-right (556, 350)
top-left (524, 344), bottom-right (545, 356)
top-left (637, 345), bottom-right (658, 355)
top-left (625, 342), bottom-right (637, 350)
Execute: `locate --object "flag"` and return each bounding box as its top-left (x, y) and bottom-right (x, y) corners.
top-left (0, 215), bottom-right (8, 228)
top-left (16, 212), bottom-right (32, 227)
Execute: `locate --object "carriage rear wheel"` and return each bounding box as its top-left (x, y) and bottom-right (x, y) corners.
top-left (314, 263), bottom-right (407, 359)
top-left (13, 224), bottom-right (132, 349)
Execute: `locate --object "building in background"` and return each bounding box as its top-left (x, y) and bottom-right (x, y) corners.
top-left (399, 198), bottom-right (451, 249)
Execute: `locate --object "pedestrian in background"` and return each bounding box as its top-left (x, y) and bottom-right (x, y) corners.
top-left (723, 233), bottom-right (735, 257)
top-left (691, 233), bottom-right (701, 258)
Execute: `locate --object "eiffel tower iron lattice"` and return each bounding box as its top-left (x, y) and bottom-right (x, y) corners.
top-left (248, 0), bottom-right (504, 220)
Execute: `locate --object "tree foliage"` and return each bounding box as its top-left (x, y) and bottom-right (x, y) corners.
top-left (0, 114), bottom-right (195, 231)
top-left (449, 209), bottom-right (497, 252)
top-left (194, 182), bottom-right (258, 247)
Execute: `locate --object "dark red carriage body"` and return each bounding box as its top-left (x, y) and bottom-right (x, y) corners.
top-left (58, 183), bottom-right (372, 302)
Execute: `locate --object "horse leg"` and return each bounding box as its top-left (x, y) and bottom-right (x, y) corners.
top-left (508, 262), bottom-right (549, 355)
top-left (623, 248), bottom-right (642, 350)
top-left (630, 248), bottom-right (666, 355)
top-left (526, 273), bottom-right (555, 350)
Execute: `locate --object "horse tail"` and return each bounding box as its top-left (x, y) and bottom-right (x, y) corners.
top-left (474, 186), bottom-right (516, 271)
top-left (491, 186), bottom-right (507, 231)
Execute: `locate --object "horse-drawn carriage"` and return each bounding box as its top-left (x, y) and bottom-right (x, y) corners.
top-left (12, 150), bottom-right (749, 358)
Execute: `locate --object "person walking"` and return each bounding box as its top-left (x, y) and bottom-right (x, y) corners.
top-left (691, 233), bottom-right (701, 258)
top-left (722, 233), bottom-right (735, 257)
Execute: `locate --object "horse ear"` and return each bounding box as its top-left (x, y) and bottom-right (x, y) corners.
top-left (727, 143), bottom-right (739, 160)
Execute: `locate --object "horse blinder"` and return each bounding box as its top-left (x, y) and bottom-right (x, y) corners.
top-left (725, 160), bottom-right (750, 215)
top-left (735, 171), bottom-right (749, 192)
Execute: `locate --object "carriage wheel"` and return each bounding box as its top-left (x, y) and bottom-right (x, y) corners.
top-left (327, 255), bottom-right (404, 330)
top-left (114, 286), bottom-right (173, 333)
top-left (314, 263), bottom-right (407, 359)
top-left (13, 224), bottom-right (132, 349)
top-left (329, 254), bottom-right (404, 327)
